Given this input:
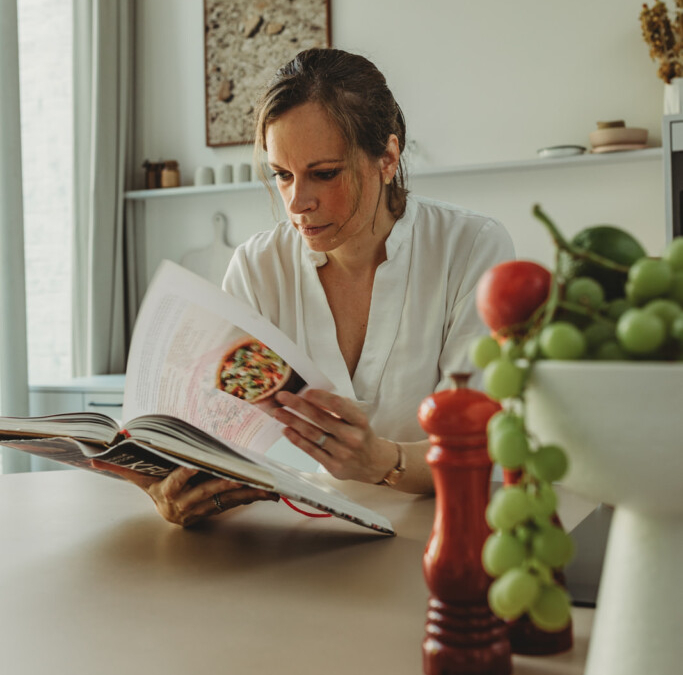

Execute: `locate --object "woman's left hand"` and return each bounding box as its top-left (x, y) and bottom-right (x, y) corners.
top-left (272, 389), bottom-right (397, 484)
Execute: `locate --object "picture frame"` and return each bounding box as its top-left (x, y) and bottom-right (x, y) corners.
top-left (203, 0), bottom-right (331, 147)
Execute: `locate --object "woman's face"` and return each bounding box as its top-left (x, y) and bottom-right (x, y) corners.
top-left (265, 101), bottom-right (395, 255)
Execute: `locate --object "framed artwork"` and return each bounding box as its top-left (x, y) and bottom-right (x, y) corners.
top-left (204, 0), bottom-right (331, 147)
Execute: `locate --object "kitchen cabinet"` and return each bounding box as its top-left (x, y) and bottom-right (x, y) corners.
top-left (30, 374), bottom-right (125, 417)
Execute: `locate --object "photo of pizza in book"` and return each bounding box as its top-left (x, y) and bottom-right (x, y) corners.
top-left (215, 336), bottom-right (305, 411)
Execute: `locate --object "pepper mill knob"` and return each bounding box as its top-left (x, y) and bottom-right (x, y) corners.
top-left (419, 373), bottom-right (511, 675)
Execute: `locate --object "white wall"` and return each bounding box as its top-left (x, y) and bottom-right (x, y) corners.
top-left (134, 0), bottom-right (668, 284)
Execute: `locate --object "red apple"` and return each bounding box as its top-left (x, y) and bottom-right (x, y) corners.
top-left (476, 260), bottom-right (552, 333)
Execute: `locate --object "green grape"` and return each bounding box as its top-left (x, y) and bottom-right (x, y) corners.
top-left (481, 531), bottom-right (527, 577)
top-left (483, 358), bottom-right (524, 400)
top-left (529, 483), bottom-right (558, 518)
top-left (488, 576), bottom-right (519, 621)
top-left (486, 486), bottom-right (532, 531)
top-left (583, 321), bottom-right (616, 351)
top-left (666, 271), bottom-right (683, 305)
top-left (616, 308), bottom-right (666, 355)
top-left (565, 276), bottom-right (604, 309)
top-left (524, 558), bottom-right (553, 585)
top-left (531, 525), bottom-right (575, 568)
top-left (532, 513), bottom-right (553, 530)
top-left (487, 410), bottom-right (524, 437)
top-left (526, 444), bottom-right (568, 482)
top-left (625, 280), bottom-right (647, 306)
top-left (627, 257), bottom-right (672, 300)
top-left (488, 568), bottom-right (541, 620)
top-left (539, 321), bottom-right (587, 360)
top-left (514, 524), bottom-right (534, 545)
top-left (469, 335), bottom-right (501, 369)
top-left (528, 583), bottom-right (572, 632)
top-left (501, 339), bottom-right (523, 361)
top-left (522, 335), bottom-right (540, 360)
top-left (672, 315), bottom-right (683, 342)
top-left (605, 297), bottom-right (633, 321)
top-left (663, 237), bottom-right (683, 272)
top-left (643, 298), bottom-right (682, 329)
top-left (594, 340), bottom-right (628, 360)
top-left (488, 427), bottom-right (530, 469)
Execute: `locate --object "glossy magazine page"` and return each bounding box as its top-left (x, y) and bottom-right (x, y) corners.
top-left (123, 260), bottom-right (334, 456)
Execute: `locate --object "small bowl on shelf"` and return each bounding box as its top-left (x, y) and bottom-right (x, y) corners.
top-left (589, 127), bottom-right (648, 149)
top-left (537, 145), bottom-right (586, 159)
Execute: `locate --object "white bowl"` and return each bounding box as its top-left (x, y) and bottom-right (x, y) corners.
top-left (537, 145), bottom-right (586, 158)
top-left (526, 361), bottom-right (683, 515)
top-left (526, 361), bottom-right (683, 675)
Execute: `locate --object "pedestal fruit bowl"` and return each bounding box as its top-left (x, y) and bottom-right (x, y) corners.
top-left (525, 360), bottom-right (683, 675)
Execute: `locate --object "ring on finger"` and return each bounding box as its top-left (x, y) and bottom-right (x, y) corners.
top-left (213, 493), bottom-right (225, 512)
top-left (314, 432), bottom-right (328, 449)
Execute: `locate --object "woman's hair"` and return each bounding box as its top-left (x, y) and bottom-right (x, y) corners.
top-left (253, 48), bottom-right (409, 219)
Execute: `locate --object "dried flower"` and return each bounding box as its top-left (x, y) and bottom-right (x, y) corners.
top-left (641, 1), bottom-right (683, 82)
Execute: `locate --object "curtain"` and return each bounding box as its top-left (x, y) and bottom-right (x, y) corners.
top-left (0, 0), bottom-right (31, 473)
top-left (72, 0), bottom-right (135, 378)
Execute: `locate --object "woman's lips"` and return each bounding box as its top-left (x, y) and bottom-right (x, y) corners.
top-left (297, 223), bottom-right (332, 236)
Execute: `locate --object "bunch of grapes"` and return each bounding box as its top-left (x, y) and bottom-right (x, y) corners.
top-left (469, 205), bottom-right (683, 632)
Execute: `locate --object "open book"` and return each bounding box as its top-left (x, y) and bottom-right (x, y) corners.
top-left (0, 261), bottom-right (394, 535)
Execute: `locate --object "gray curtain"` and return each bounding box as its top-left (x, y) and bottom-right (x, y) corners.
top-left (72, 0), bottom-right (135, 377)
top-left (0, 0), bottom-right (31, 472)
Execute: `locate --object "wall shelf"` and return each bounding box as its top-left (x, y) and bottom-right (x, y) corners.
top-left (124, 180), bottom-right (267, 200)
top-left (123, 147), bottom-right (663, 200)
top-left (411, 146), bottom-right (662, 178)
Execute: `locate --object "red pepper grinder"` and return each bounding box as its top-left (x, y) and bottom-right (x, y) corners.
top-left (418, 373), bottom-right (511, 675)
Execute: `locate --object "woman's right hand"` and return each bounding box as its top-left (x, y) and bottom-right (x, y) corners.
top-left (91, 460), bottom-right (279, 527)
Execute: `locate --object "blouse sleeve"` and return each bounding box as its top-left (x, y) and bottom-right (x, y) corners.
top-left (437, 218), bottom-right (516, 391)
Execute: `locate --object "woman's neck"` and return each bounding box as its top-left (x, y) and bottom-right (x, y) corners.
top-left (324, 207), bottom-right (396, 275)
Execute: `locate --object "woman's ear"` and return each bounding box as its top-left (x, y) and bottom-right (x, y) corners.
top-left (380, 134), bottom-right (400, 183)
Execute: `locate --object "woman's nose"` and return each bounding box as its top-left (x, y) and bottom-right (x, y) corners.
top-left (288, 181), bottom-right (316, 214)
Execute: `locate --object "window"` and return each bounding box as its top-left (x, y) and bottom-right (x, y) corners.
top-left (18, 0), bottom-right (73, 383)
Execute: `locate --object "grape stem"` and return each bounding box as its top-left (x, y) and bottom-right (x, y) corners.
top-left (532, 204), bottom-right (631, 274)
top-left (556, 300), bottom-right (615, 324)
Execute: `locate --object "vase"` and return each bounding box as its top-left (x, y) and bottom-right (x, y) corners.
top-left (663, 78), bottom-right (683, 115)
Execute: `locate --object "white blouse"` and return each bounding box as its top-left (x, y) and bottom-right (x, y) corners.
top-left (223, 194), bottom-right (515, 442)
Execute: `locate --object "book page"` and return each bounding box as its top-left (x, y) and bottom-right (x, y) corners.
top-left (123, 261), bottom-right (334, 456)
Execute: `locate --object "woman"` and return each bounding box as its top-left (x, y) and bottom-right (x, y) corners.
top-left (107, 48), bottom-right (514, 526)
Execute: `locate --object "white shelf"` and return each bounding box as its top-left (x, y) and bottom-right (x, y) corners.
top-left (411, 146), bottom-right (662, 178)
top-left (123, 147), bottom-right (663, 200)
top-left (124, 180), bottom-right (267, 200)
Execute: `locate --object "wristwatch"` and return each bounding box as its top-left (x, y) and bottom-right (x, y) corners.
top-left (376, 443), bottom-right (406, 487)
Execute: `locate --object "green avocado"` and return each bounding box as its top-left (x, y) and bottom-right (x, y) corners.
top-left (560, 225), bottom-right (646, 300)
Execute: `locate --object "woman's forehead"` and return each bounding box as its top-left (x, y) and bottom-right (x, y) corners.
top-left (265, 102), bottom-right (347, 162)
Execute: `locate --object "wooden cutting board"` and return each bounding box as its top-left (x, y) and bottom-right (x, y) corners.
top-left (180, 212), bottom-right (235, 287)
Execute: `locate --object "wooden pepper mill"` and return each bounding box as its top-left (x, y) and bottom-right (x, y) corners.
top-left (502, 468), bottom-right (573, 655)
top-left (418, 373), bottom-right (511, 675)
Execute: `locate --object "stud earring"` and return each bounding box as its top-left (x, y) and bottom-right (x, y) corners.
top-left (385, 176), bottom-right (392, 185)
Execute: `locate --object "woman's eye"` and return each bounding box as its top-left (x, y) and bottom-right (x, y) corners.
top-left (272, 171), bottom-right (292, 181)
top-left (315, 169), bottom-right (341, 181)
